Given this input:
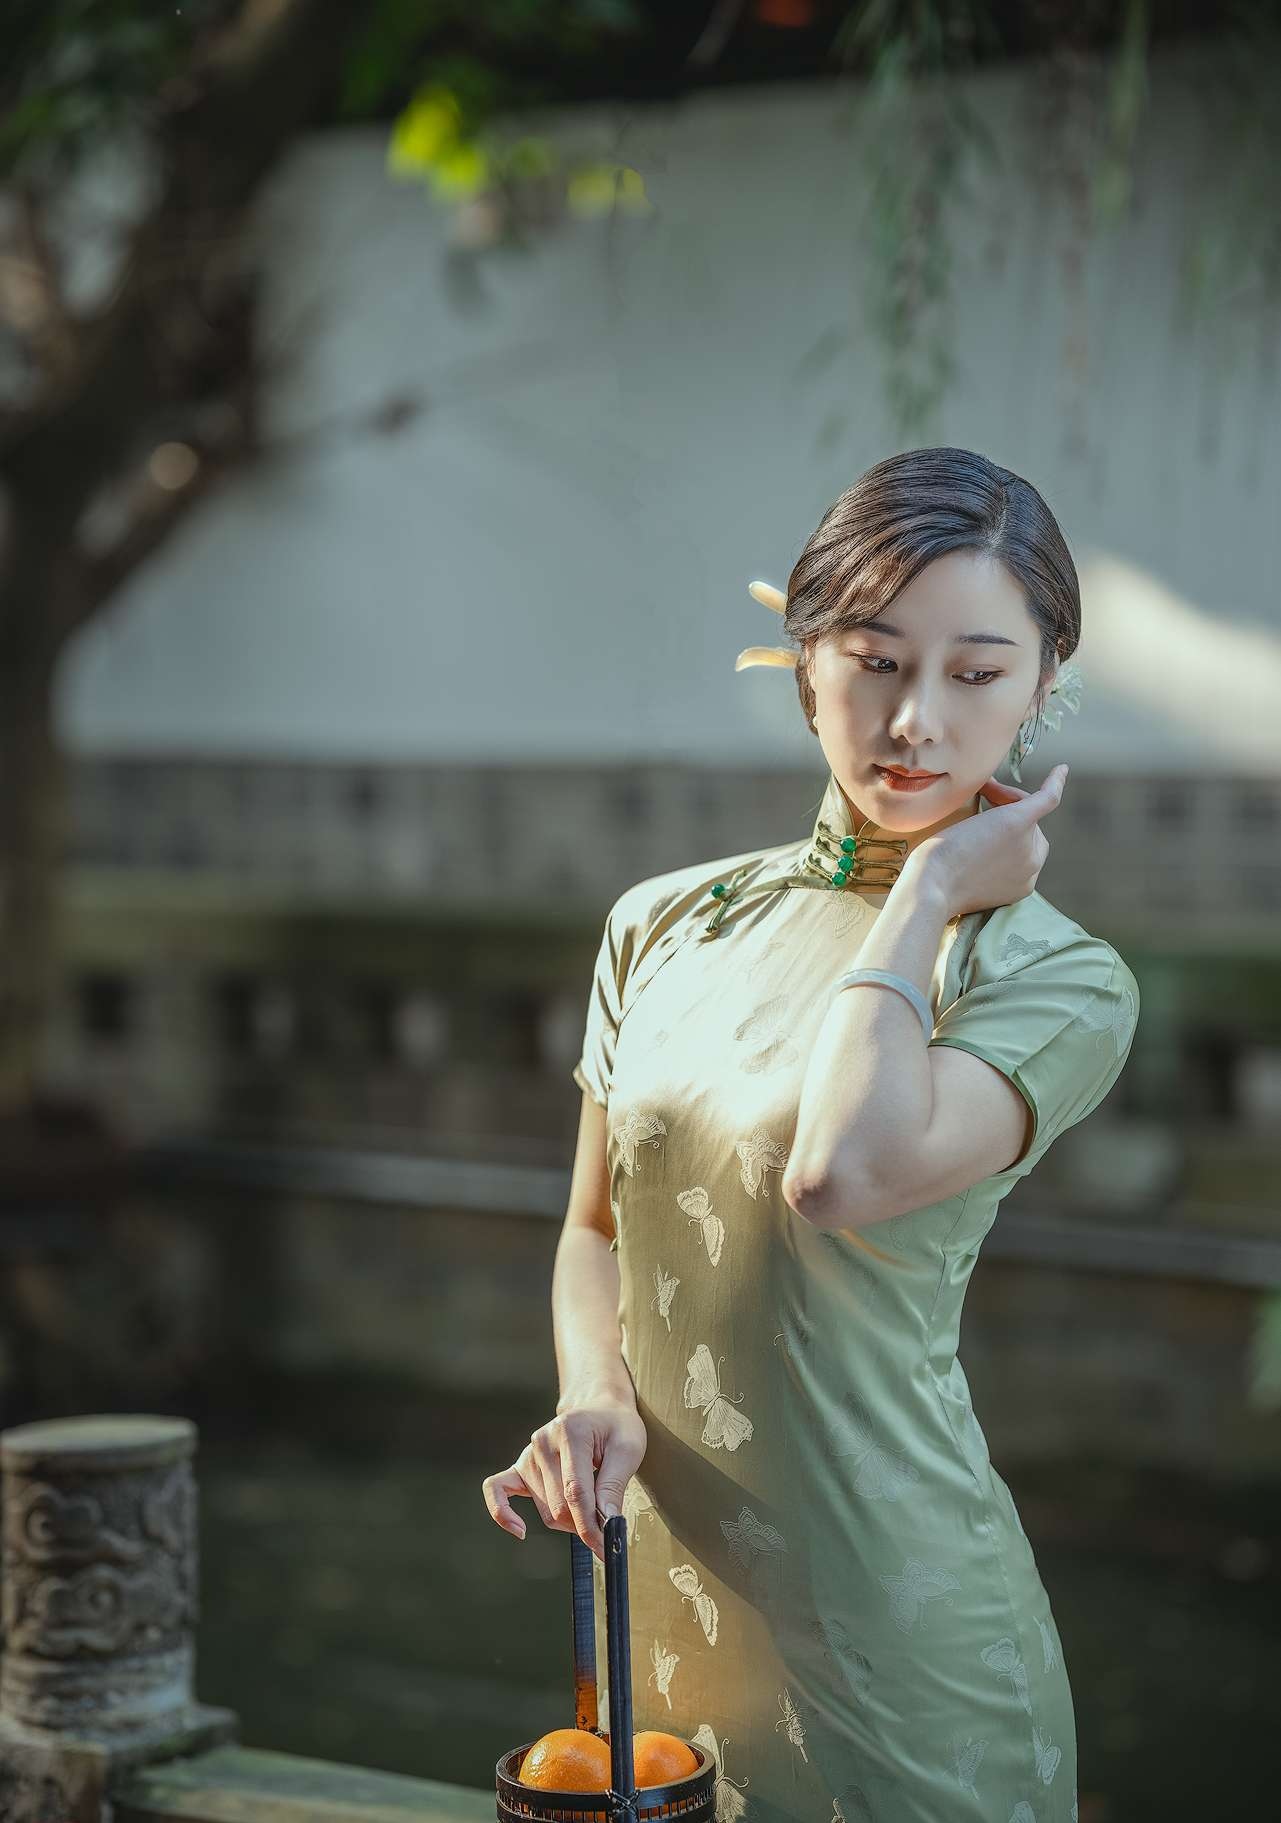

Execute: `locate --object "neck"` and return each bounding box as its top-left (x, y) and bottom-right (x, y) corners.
top-left (833, 775), bottom-right (982, 863)
top-left (803, 765), bottom-right (983, 898)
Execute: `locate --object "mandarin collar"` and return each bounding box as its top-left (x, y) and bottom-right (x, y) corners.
top-left (807, 764), bottom-right (992, 863)
top-left (804, 766), bottom-right (910, 892)
top-left (705, 763), bottom-right (980, 934)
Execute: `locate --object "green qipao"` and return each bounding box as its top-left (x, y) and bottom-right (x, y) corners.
top-left (571, 766), bottom-right (1139, 1823)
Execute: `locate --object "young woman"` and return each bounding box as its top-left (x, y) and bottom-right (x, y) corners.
top-left (484, 446), bottom-right (1139, 1823)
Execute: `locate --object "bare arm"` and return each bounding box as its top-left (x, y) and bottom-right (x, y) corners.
top-left (781, 856), bottom-right (1029, 1229)
top-left (552, 1090), bottom-right (636, 1412)
top-left (481, 1090), bottom-right (644, 1562)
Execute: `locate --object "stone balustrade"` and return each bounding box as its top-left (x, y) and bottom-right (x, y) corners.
top-left (0, 1414), bottom-right (487, 1823)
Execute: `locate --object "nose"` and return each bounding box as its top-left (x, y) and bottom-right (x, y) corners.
top-left (887, 684), bottom-right (945, 750)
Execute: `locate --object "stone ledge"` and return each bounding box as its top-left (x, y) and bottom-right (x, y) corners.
top-left (0, 1705), bottom-right (239, 1823)
top-left (110, 1744), bottom-right (493, 1823)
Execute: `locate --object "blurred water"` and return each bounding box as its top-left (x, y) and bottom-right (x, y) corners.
top-left (193, 1435), bottom-right (1277, 1820)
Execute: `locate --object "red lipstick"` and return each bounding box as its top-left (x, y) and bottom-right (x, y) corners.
top-left (874, 763), bottom-right (946, 793)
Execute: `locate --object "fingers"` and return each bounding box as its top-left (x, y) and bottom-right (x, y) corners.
top-left (593, 1442), bottom-right (635, 1529)
top-left (481, 1465), bottom-right (529, 1540)
top-left (485, 1419), bottom-right (637, 1564)
top-left (982, 763), bottom-right (1068, 818)
top-left (481, 1440), bottom-right (561, 1542)
top-left (557, 1426), bottom-right (606, 1563)
top-left (521, 1439), bottom-right (562, 1532)
top-left (1029, 763), bottom-right (1069, 817)
top-left (977, 776), bottom-right (1027, 806)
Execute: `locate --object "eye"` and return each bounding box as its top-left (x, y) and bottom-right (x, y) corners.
top-left (848, 654), bottom-right (1002, 686)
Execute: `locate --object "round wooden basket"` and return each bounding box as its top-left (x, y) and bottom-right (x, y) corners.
top-left (496, 1515), bottom-right (716, 1823)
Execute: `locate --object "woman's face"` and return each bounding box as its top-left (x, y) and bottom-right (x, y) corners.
top-left (806, 548), bottom-right (1055, 833)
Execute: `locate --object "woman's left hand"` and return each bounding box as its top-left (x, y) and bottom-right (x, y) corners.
top-left (906, 763), bottom-right (1069, 919)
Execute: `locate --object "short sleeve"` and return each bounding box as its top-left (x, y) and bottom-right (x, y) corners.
top-left (927, 924), bottom-right (1140, 1176)
top-left (570, 886), bottom-right (642, 1110)
top-left (568, 848), bottom-right (782, 1111)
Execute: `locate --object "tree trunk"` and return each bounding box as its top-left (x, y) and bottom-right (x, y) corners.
top-left (0, 554), bottom-right (70, 1117)
top-left (0, 0), bottom-right (368, 1124)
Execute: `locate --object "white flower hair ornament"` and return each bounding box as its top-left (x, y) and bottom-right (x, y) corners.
top-left (733, 578), bottom-right (1084, 783)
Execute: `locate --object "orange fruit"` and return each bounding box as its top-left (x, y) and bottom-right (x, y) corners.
top-left (518, 1727), bottom-right (612, 1791)
top-left (632, 1729), bottom-right (699, 1786)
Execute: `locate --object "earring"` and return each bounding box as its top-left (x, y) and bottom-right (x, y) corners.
top-left (1007, 661), bottom-right (1084, 784)
top-left (1006, 705), bottom-right (1042, 783)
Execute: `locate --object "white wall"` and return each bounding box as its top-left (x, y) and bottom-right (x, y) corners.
top-left (56, 48), bottom-right (1281, 774)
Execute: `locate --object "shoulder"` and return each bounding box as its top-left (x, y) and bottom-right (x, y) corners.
top-left (940, 892), bottom-right (1141, 1069)
top-left (956, 889), bottom-right (1137, 1004)
top-left (599, 834), bottom-right (799, 953)
top-left (587, 834), bottom-right (799, 1015)
top-left (930, 891), bottom-right (1141, 1164)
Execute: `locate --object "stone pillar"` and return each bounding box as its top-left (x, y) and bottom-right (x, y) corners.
top-left (0, 1414), bottom-right (238, 1822)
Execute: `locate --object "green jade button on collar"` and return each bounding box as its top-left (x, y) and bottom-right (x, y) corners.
top-left (833, 834), bottom-right (857, 884)
top-left (702, 774), bottom-right (906, 934)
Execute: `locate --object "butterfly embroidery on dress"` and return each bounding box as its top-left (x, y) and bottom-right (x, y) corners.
top-left (1070, 979), bottom-right (1138, 1058)
top-left (999, 931), bottom-right (1053, 971)
top-left (621, 1476), bottom-right (656, 1544)
top-left (616, 1107), bottom-right (668, 1175)
top-left (979, 1637), bottom-right (1032, 1715)
top-left (831, 1785), bottom-right (876, 1823)
top-left (678, 1186), bottom-right (725, 1267)
top-left (878, 1557), bottom-right (962, 1632)
top-left (950, 1729), bottom-right (988, 1799)
top-left (734, 1124), bottom-right (789, 1198)
top-left (684, 1343), bottom-right (754, 1450)
top-left (826, 1392), bottom-right (921, 1500)
top-left (720, 1505), bottom-right (787, 1604)
top-left (651, 1264), bottom-right (680, 1332)
top-left (1008, 1804), bottom-right (1037, 1823)
top-left (669, 1562), bottom-right (719, 1645)
top-left (832, 894), bottom-right (870, 941)
top-left (1038, 1615), bottom-right (1058, 1673)
top-left (647, 1637), bottom-right (679, 1709)
top-left (774, 1686), bottom-right (808, 1763)
top-left (732, 995), bottom-right (799, 1075)
top-left (720, 1504), bottom-right (788, 1574)
top-left (1031, 1725), bottom-right (1061, 1784)
top-left (689, 1724), bottom-right (749, 1823)
top-left (807, 1616), bottom-right (871, 1701)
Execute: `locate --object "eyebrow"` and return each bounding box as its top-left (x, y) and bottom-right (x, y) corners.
top-left (858, 619), bottom-right (1021, 648)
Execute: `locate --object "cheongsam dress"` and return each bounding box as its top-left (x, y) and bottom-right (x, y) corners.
top-left (570, 764), bottom-right (1140, 1823)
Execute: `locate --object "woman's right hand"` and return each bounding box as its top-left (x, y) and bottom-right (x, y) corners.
top-left (909, 764), bottom-right (1069, 918)
top-left (482, 1394), bottom-right (648, 1564)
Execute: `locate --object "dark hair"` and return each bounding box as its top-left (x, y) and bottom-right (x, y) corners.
top-left (785, 447), bottom-right (1080, 740)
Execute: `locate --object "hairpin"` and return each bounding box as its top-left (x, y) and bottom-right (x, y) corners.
top-left (733, 579), bottom-right (794, 670)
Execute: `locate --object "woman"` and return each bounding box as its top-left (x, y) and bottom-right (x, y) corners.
top-left (483, 447), bottom-right (1139, 1823)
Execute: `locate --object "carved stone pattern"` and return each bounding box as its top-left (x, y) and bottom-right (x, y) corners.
top-left (1, 1459), bottom-right (197, 1728)
top-left (2, 1645), bottom-right (194, 1732)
